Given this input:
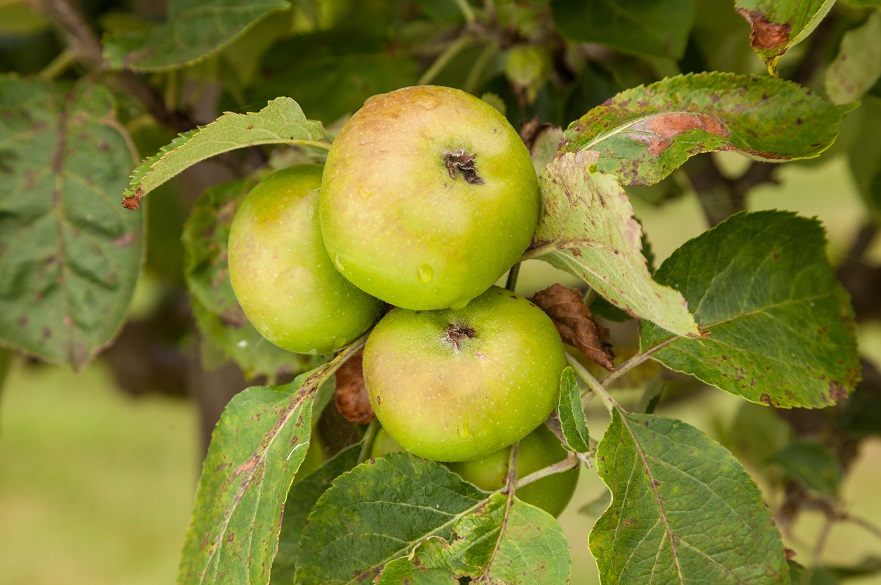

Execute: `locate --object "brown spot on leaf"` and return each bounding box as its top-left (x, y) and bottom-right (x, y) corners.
top-left (112, 232), bottom-right (136, 247)
top-left (334, 350), bottom-right (374, 424)
top-left (828, 381), bottom-right (848, 403)
top-left (736, 8), bottom-right (791, 51)
top-left (634, 113), bottom-right (729, 157)
top-left (760, 393), bottom-right (773, 406)
top-left (530, 283), bottom-right (615, 370)
top-left (227, 533), bottom-right (235, 542)
top-left (122, 195), bottom-right (141, 210)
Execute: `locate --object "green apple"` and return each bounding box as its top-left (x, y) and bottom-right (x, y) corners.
top-left (369, 425), bottom-right (578, 517)
top-left (319, 85), bottom-right (540, 310)
top-left (448, 424), bottom-right (579, 517)
top-left (228, 165), bottom-right (384, 355)
top-left (363, 286), bottom-right (566, 462)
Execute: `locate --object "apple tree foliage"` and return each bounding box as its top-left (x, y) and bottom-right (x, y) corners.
top-left (2, 0), bottom-right (881, 583)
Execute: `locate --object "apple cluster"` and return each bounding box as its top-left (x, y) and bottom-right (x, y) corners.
top-left (228, 86), bottom-right (572, 507)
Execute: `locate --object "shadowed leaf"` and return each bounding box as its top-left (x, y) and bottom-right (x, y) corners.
top-left (0, 76), bottom-right (142, 369)
top-left (525, 152), bottom-right (700, 339)
top-left (825, 10), bottom-right (881, 104)
top-left (103, 0), bottom-right (290, 71)
top-left (641, 211), bottom-right (861, 409)
top-left (591, 410), bottom-right (789, 583)
top-left (557, 367), bottom-right (590, 453)
top-left (769, 439), bottom-right (842, 496)
top-left (561, 72), bottom-right (854, 187)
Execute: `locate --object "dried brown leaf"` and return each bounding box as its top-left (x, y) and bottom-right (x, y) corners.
top-left (530, 284), bottom-right (615, 371)
top-left (334, 350), bottom-right (374, 424)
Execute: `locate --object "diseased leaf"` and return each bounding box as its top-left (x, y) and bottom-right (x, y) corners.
top-left (524, 152), bottom-right (700, 339)
top-left (825, 10), bottom-right (881, 104)
top-left (735, 0), bottom-right (836, 72)
top-left (178, 358), bottom-right (347, 585)
top-left (591, 410), bottom-right (790, 584)
top-left (271, 444), bottom-right (361, 585)
top-left (551, 0), bottom-right (695, 59)
top-left (531, 283), bottom-right (615, 370)
top-left (122, 98), bottom-right (330, 207)
top-left (561, 72), bottom-right (855, 187)
top-left (557, 367), bottom-right (590, 453)
top-left (295, 453), bottom-right (490, 585)
top-left (768, 439), bottom-right (842, 496)
top-left (182, 178), bottom-right (314, 378)
top-left (103, 0), bottom-right (290, 71)
top-left (377, 493), bottom-right (571, 584)
top-left (0, 76), bottom-right (142, 369)
top-left (640, 211), bottom-right (861, 409)
top-left (333, 350), bottom-right (374, 424)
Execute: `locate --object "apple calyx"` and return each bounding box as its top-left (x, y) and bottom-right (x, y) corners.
top-left (444, 149), bottom-right (485, 185)
top-left (444, 322), bottom-right (476, 351)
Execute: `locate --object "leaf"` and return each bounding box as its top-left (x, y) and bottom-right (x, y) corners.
top-left (103, 0), bottom-right (290, 71)
top-left (825, 10), bottom-right (881, 104)
top-left (377, 493), bottom-right (571, 584)
top-left (294, 453), bottom-right (490, 584)
top-left (530, 283), bottom-right (615, 370)
top-left (557, 367), bottom-right (590, 453)
top-left (550, 0), bottom-right (695, 60)
top-left (768, 439), bottom-right (842, 496)
top-left (640, 211), bottom-right (861, 409)
top-left (561, 72), bottom-right (855, 187)
top-left (0, 76), bottom-right (142, 369)
top-left (591, 410), bottom-right (790, 584)
top-left (838, 358), bottom-right (881, 436)
top-left (333, 350), bottom-right (374, 424)
top-left (271, 444), bottom-right (361, 585)
top-left (846, 97), bottom-right (881, 219)
top-left (122, 97), bottom-right (330, 207)
top-left (735, 0), bottom-right (836, 72)
top-left (182, 178), bottom-right (314, 378)
top-left (525, 152), bottom-right (700, 339)
top-left (241, 30), bottom-right (419, 124)
top-left (178, 362), bottom-right (338, 585)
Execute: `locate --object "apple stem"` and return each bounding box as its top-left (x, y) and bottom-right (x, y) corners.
top-left (515, 452), bottom-right (580, 490)
top-left (358, 419), bottom-right (380, 464)
top-left (504, 262), bottom-right (521, 292)
top-left (566, 352), bottom-right (619, 413)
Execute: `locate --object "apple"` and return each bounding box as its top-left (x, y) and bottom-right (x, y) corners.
top-left (319, 85), bottom-right (540, 310)
top-left (369, 425), bottom-right (578, 517)
top-left (228, 165), bottom-right (385, 355)
top-left (447, 424), bottom-right (579, 517)
top-left (363, 286), bottom-right (566, 462)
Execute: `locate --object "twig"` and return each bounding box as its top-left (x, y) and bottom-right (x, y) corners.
top-left (600, 337), bottom-right (676, 387)
top-left (515, 452), bottom-right (579, 489)
top-left (357, 419), bottom-right (380, 464)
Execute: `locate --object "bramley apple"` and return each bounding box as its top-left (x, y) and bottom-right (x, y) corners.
top-left (362, 286), bottom-right (566, 462)
top-left (319, 85), bottom-right (540, 311)
top-left (228, 165), bottom-right (384, 355)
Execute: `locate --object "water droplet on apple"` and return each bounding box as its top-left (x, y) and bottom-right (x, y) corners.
top-left (417, 264), bottom-right (434, 284)
top-left (457, 416), bottom-right (470, 439)
top-left (333, 253), bottom-right (346, 272)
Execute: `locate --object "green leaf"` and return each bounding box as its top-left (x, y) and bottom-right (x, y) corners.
top-left (271, 444), bottom-right (361, 585)
top-left (591, 410), bottom-right (790, 584)
top-left (0, 76), bottom-right (142, 369)
top-left (640, 211), bottom-right (861, 409)
top-left (525, 152), bottom-right (700, 338)
top-left (295, 453), bottom-right (490, 584)
top-left (735, 0), bottom-right (836, 72)
top-left (182, 177), bottom-right (315, 378)
top-left (768, 439), bottom-right (842, 496)
top-left (846, 96), bottom-right (881, 219)
top-left (241, 31), bottom-right (419, 124)
top-left (123, 97), bottom-right (330, 206)
top-left (103, 0), bottom-right (290, 71)
top-left (557, 367), bottom-right (590, 452)
top-left (377, 493), bottom-right (571, 584)
top-left (561, 72), bottom-right (855, 187)
top-left (825, 11), bottom-right (881, 104)
top-left (178, 363), bottom-right (335, 585)
top-left (550, 0), bottom-right (695, 60)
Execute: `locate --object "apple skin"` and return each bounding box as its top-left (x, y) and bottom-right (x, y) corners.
top-left (369, 426), bottom-right (578, 517)
top-left (448, 424), bottom-right (579, 517)
top-left (228, 165), bottom-right (385, 355)
top-left (363, 286), bottom-right (566, 462)
top-left (319, 85), bottom-right (540, 311)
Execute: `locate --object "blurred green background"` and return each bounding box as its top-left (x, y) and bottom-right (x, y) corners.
top-left (2, 154), bottom-right (880, 584)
